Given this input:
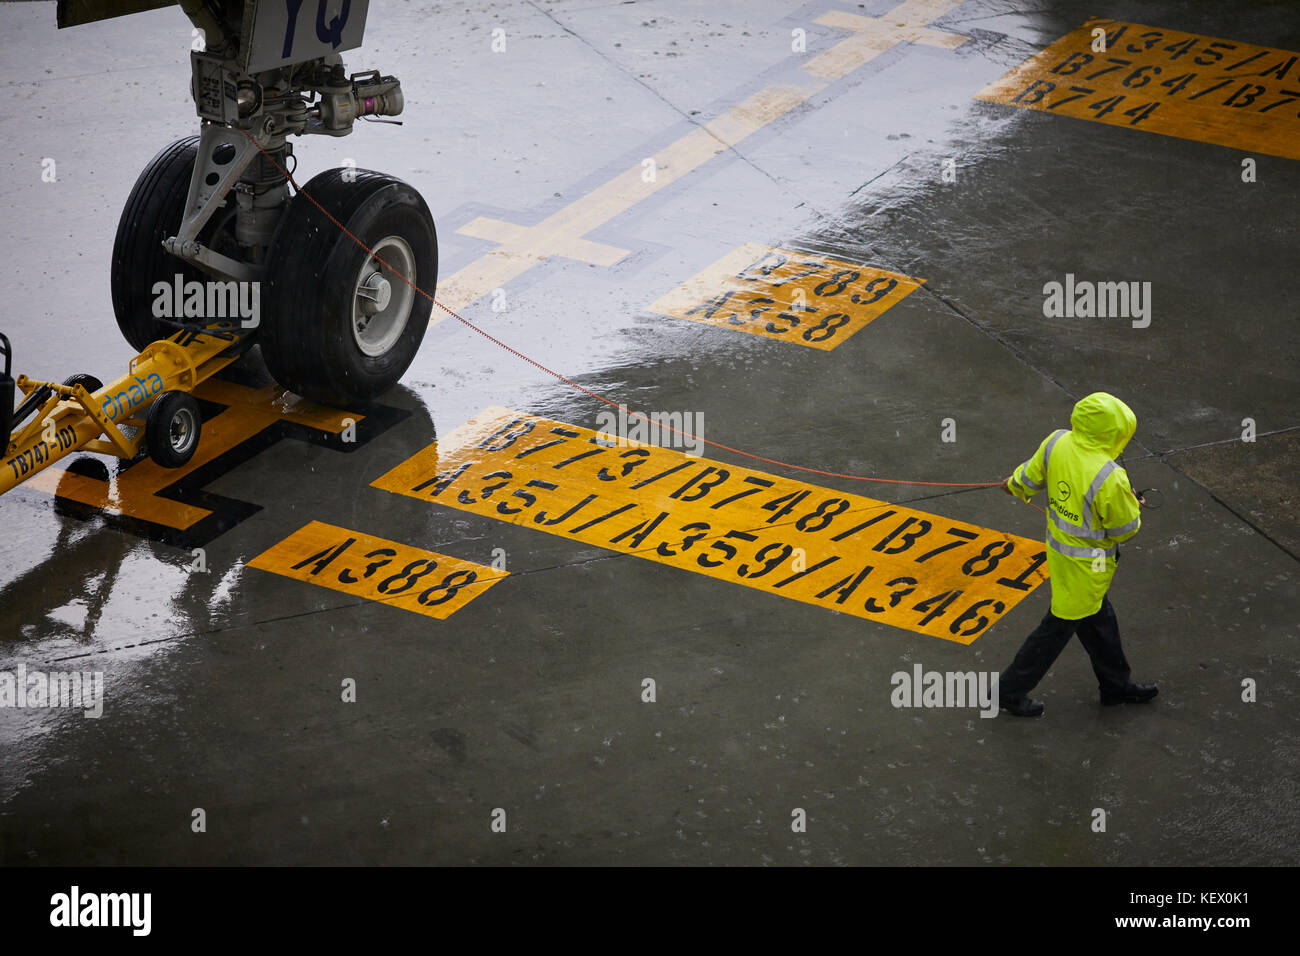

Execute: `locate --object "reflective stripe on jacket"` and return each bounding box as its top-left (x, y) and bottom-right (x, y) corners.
top-left (1007, 393), bottom-right (1142, 619)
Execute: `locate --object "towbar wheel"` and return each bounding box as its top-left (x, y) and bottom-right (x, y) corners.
top-left (146, 390), bottom-right (202, 468)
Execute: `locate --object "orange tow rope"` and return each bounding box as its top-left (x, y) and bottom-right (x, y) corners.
top-left (241, 130), bottom-right (1026, 495)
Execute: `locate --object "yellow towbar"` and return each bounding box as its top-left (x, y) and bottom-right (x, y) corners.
top-left (1, 328), bottom-right (241, 498)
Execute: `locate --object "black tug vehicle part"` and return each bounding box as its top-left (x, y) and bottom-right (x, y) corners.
top-left (4, 359), bottom-right (104, 447)
top-left (0, 333), bottom-right (13, 450)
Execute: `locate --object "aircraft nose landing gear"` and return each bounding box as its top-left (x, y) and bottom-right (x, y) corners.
top-left (103, 0), bottom-right (436, 407)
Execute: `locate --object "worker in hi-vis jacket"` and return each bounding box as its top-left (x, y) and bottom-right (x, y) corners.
top-left (998, 392), bottom-right (1158, 717)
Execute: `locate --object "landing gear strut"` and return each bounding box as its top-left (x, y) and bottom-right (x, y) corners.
top-left (106, 0), bottom-right (436, 406)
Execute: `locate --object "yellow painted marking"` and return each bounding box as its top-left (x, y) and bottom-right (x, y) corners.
top-left (372, 407), bottom-right (1047, 643)
top-left (805, 2), bottom-right (969, 80)
top-left (247, 521), bottom-right (507, 620)
top-left (648, 243), bottom-right (923, 349)
top-left (436, 1), bottom-right (970, 316)
top-left (24, 379), bottom-right (360, 530)
top-left (438, 85), bottom-right (816, 313)
top-left (456, 217), bottom-right (629, 268)
top-left (976, 19), bottom-right (1300, 160)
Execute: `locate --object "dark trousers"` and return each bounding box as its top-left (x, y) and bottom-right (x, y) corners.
top-left (999, 595), bottom-right (1132, 701)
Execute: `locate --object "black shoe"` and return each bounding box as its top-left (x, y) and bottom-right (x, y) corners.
top-left (1000, 696), bottom-right (1045, 717)
top-left (1101, 683), bottom-right (1158, 705)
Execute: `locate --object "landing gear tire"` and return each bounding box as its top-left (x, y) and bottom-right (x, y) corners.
top-left (146, 391), bottom-right (202, 468)
top-left (111, 136), bottom-right (241, 352)
top-left (260, 168), bottom-right (437, 407)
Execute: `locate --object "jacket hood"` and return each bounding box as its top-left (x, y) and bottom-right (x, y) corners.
top-left (1070, 392), bottom-right (1136, 458)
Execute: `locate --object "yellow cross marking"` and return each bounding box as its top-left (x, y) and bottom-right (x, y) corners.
top-left (435, 1), bottom-right (969, 317)
top-left (455, 217), bottom-right (630, 267)
top-left (439, 84), bottom-right (814, 313)
top-left (805, 4), bottom-right (969, 80)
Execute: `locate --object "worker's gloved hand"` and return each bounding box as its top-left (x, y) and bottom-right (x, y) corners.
top-left (1003, 479), bottom-right (1014, 496)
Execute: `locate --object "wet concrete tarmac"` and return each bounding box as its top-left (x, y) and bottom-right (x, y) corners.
top-left (0, 0), bottom-right (1296, 864)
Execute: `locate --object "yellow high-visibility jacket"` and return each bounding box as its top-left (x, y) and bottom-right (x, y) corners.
top-left (1007, 393), bottom-right (1142, 620)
